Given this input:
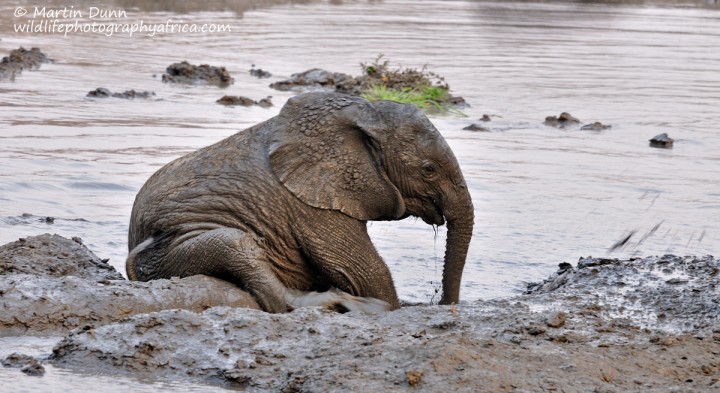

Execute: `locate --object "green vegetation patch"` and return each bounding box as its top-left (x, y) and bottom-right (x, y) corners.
top-left (337, 55), bottom-right (466, 116)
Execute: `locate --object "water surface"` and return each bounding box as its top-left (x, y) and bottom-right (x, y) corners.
top-left (1, 0), bottom-right (719, 305)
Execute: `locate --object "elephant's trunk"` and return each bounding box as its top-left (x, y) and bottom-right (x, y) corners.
top-left (440, 183), bottom-right (474, 305)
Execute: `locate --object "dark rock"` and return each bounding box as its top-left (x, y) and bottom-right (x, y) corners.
top-left (463, 124), bottom-right (490, 132)
top-left (21, 359), bottom-right (45, 376)
top-left (216, 95), bottom-right (255, 106)
top-left (256, 96), bottom-right (273, 108)
top-left (162, 61), bottom-right (234, 86)
top-left (480, 114), bottom-right (491, 122)
top-left (580, 122), bottom-right (611, 131)
top-left (216, 95), bottom-right (273, 108)
top-left (0, 47), bottom-right (52, 80)
top-left (86, 88), bottom-right (112, 98)
top-left (649, 133), bottom-right (674, 148)
top-left (2, 353), bottom-right (37, 367)
top-left (2, 353), bottom-right (45, 376)
top-left (250, 66), bottom-right (272, 78)
top-left (87, 88), bottom-right (155, 99)
top-left (269, 68), bottom-right (352, 91)
top-left (544, 112), bottom-right (581, 128)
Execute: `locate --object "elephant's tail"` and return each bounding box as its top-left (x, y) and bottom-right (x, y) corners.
top-left (126, 236), bottom-right (155, 280)
top-left (126, 229), bottom-right (180, 280)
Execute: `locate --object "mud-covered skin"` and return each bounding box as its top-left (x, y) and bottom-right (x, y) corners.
top-left (127, 92), bottom-right (474, 313)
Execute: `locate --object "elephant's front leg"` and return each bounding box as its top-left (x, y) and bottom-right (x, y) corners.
top-left (300, 213), bottom-right (401, 310)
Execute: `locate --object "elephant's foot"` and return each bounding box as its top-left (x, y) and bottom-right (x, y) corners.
top-left (285, 288), bottom-right (391, 314)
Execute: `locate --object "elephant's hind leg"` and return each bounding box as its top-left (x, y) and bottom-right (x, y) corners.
top-left (160, 227), bottom-right (290, 313)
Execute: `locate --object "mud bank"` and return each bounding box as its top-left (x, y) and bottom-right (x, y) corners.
top-left (0, 234), bottom-right (259, 336)
top-left (2, 235), bottom-right (719, 391)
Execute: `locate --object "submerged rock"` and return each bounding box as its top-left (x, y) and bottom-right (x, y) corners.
top-left (649, 133), bottom-right (674, 148)
top-left (87, 88), bottom-right (155, 99)
top-left (269, 68), bottom-right (352, 91)
top-left (544, 112), bottom-right (581, 128)
top-left (0, 47), bottom-right (52, 80)
top-left (216, 95), bottom-right (273, 108)
top-left (463, 124), bottom-right (490, 132)
top-left (580, 121), bottom-right (611, 131)
top-left (249, 66), bottom-right (272, 78)
top-left (2, 353), bottom-right (45, 376)
top-left (162, 61), bottom-right (234, 86)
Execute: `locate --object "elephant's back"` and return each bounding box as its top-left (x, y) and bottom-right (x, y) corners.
top-left (128, 124), bottom-right (280, 249)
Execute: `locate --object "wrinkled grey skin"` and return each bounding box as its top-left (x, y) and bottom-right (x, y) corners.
top-left (127, 92), bottom-right (474, 313)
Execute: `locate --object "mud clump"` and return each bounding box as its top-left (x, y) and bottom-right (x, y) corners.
top-left (216, 95), bottom-right (273, 108)
top-left (87, 88), bottom-right (156, 99)
top-left (0, 234), bottom-right (122, 281)
top-left (544, 112), bottom-right (581, 128)
top-left (463, 124), bottom-right (490, 132)
top-left (249, 66), bottom-right (272, 78)
top-left (162, 61), bottom-right (234, 86)
top-left (269, 68), bottom-right (352, 91)
top-left (0, 47), bottom-right (52, 80)
top-left (2, 353), bottom-right (45, 376)
top-left (581, 121), bottom-right (611, 131)
top-left (649, 132), bottom-right (674, 148)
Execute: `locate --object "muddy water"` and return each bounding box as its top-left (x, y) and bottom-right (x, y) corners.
top-left (1, 0), bottom-right (719, 307)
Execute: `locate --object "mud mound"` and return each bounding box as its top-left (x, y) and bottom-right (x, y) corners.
top-left (0, 234), bottom-right (122, 281)
top-left (50, 300), bottom-right (720, 392)
top-left (525, 254), bottom-right (720, 333)
top-left (162, 61), bottom-right (234, 86)
top-left (0, 234), bottom-right (259, 335)
top-left (0, 47), bottom-right (51, 80)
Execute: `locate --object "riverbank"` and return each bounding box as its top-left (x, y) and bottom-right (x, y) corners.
top-left (1, 234), bottom-right (718, 391)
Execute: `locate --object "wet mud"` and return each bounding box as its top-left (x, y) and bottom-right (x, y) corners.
top-left (2, 235), bottom-right (719, 391)
top-left (0, 47), bottom-right (52, 81)
top-left (0, 234), bottom-right (260, 336)
top-left (87, 88), bottom-right (156, 99)
top-left (162, 61), bottom-right (234, 86)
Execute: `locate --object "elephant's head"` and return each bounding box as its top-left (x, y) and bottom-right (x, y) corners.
top-left (268, 92), bottom-right (474, 305)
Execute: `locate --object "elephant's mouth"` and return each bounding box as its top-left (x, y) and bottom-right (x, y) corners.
top-left (406, 197), bottom-right (445, 226)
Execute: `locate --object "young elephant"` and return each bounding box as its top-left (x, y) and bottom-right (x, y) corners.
top-left (127, 92), bottom-right (474, 313)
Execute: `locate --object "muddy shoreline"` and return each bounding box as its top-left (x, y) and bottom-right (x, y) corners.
top-left (1, 234), bottom-right (718, 391)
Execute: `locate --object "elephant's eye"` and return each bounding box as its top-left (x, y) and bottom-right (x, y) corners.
top-left (422, 161), bottom-right (437, 174)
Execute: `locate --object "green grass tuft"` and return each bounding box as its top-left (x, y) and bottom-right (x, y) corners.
top-left (361, 85), bottom-right (465, 116)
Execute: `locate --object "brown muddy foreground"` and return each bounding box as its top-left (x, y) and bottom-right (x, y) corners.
top-left (1, 234), bottom-right (718, 392)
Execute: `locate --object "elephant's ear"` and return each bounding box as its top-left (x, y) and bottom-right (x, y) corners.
top-left (268, 93), bottom-right (405, 221)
